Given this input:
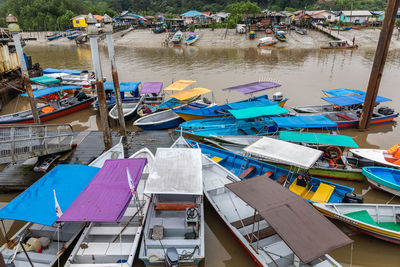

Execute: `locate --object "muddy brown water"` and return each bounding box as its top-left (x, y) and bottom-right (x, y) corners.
top-left (1, 45), bottom-right (400, 266)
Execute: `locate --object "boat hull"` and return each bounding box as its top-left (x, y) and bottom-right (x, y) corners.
top-left (136, 117), bottom-right (183, 130)
top-left (328, 113), bottom-right (398, 129)
top-left (362, 166), bottom-right (400, 195)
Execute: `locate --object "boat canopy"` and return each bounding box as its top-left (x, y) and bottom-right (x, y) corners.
top-left (140, 82), bottom-right (163, 95)
top-left (323, 88), bottom-right (365, 96)
top-left (280, 131), bottom-right (359, 148)
top-left (322, 94), bottom-right (392, 106)
top-left (21, 85), bottom-right (82, 98)
top-left (164, 80), bottom-right (196, 91)
top-left (144, 148), bottom-right (202, 195)
top-left (0, 165), bottom-right (99, 226)
top-left (222, 81), bottom-right (281, 94)
top-left (228, 105), bottom-right (289, 119)
top-left (58, 159), bottom-right (147, 223)
top-left (227, 98), bottom-right (273, 110)
top-left (104, 81), bottom-right (141, 92)
top-left (169, 87), bottom-right (211, 101)
top-left (244, 137), bottom-right (323, 169)
top-left (42, 68), bottom-right (88, 75)
top-left (225, 176), bottom-right (353, 264)
top-left (30, 76), bottom-right (61, 85)
top-left (259, 37), bottom-right (273, 42)
top-left (271, 115), bottom-right (337, 128)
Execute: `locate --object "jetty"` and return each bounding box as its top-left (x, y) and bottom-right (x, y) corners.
top-left (312, 23), bottom-right (351, 43)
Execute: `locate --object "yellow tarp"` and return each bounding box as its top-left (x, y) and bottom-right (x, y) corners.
top-left (169, 88), bottom-right (212, 101)
top-left (164, 80), bottom-right (196, 91)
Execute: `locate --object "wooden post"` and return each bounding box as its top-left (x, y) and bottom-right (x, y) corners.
top-left (359, 0), bottom-right (400, 129)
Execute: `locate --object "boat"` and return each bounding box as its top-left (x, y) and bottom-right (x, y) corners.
top-left (171, 30), bottom-right (183, 44)
top-left (152, 24), bottom-right (166, 33)
top-left (134, 109), bottom-right (183, 130)
top-left (0, 86), bottom-right (95, 124)
top-left (109, 95), bottom-right (145, 121)
top-left (47, 34), bottom-right (62, 41)
top-left (350, 145), bottom-right (400, 169)
top-left (295, 27), bottom-right (307, 35)
top-left (138, 147), bottom-right (205, 266)
top-left (89, 138), bottom-right (124, 168)
top-left (275, 30), bottom-right (286, 41)
top-left (67, 34), bottom-right (79, 40)
top-left (94, 81), bottom-right (141, 110)
top-left (362, 167), bottom-right (400, 196)
top-left (186, 139), bottom-right (356, 203)
top-left (139, 82), bottom-right (164, 106)
top-left (266, 28), bottom-right (273, 34)
top-left (320, 40), bottom-right (358, 49)
top-left (185, 32), bottom-right (200, 45)
top-left (314, 203), bottom-right (400, 244)
top-left (248, 30), bottom-right (256, 39)
top-left (257, 37), bottom-right (277, 47)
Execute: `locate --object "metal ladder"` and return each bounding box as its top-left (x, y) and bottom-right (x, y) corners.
top-left (0, 124), bottom-right (74, 164)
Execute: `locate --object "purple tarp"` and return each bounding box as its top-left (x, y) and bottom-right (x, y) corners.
top-left (223, 82), bottom-right (281, 94)
top-left (58, 158), bottom-right (147, 223)
top-left (140, 82), bottom-right (163, 95)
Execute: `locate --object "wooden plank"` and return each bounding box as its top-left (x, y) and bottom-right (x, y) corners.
top-left (89, 226), bottom-right (138, 236)
top-left (244, 227), bottom-right (277, 242)
top-left (231, 214), bottom-right (263, 229)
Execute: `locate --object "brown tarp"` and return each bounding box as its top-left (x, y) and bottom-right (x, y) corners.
top-left (225, 176), bottom-right (353, 264)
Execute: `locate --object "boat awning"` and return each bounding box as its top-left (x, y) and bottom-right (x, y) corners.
top-left (228, 105), bottom-right (289, 119)
top-left (169, 87), bottom-right (211, 101)
top-left (323, 88), bottom-right (365, 96)
top-left (280, 131), bottom-right (359, 148)
top-left (103, 81), bottom-right (141, 92)
top-left (227, 99), bottom-right (273, 110)
top-left (144, 148), bottom-right (202, 195)
top-left (322, 94), bottom-right (392, 106)
top-left (244, 137), bottom-right (323, 169)
top-left (140, 82), bottom-right (163, 95)
top-left (21, 85), bottom-right (82, 98)
top-left (225, 176), bottom-right (353, 264)
top-left (58, 159), bottom-right (147, 223)
top-left (271, 115), bottom-right (337, 128)
top-left (30, 76), bottom-right (61, 85)
top-left (42, 68), bottom-right (88, 75)
top-left (222, 82), bottom-right (281, 94)
top-left (164, 80), bottom-right (196, 91)
top-left (0, 165), bottom-right (99, 226)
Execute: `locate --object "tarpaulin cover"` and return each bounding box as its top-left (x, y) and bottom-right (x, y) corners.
top-left (164, 80), bottom-right (196, 91)
top-left (280, 131), bottom-right (359, 148)
top-left (42, 68), bottom-right (88, 75)
top-left (222, 82), bottom-right (281, 94)
top-left (323, 88), bottom-right (365, 96)
top-left (227, 98), bottom-right (273, 110)
top-left (140, 82), bottom-right (163, 95)
top-left (181, 10), bottom-right (206, 17)
top-left (144, 148), bottom-right (202, 195)
top-left (271, 115), bottom-right (337, 128)
top-left (30, 76), bottom-right (61, 85)
top-left (226, 176), bottom-right (353, 264)
top-left (228, 105), bottom-right (289, 119)
top-left (103, 81), bottom-right (141, 92)
top-left (244, 137), bottom-right (323, 169)
top-left (322, 94), bottom-right (392, 106)
top-left (0, 165), bottom-right (99, 226)
top-left (21, 85), bottom-right (81, 98)
top-left (59, 159), bottom-right (147, 222)
top-left (169, 87), bottom-right (211, 101)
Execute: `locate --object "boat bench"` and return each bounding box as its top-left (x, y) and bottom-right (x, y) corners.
top-left (77, 242), bottom-right (132, 256)
top-left (89, 226), bottom-right (138, 236)
top-left (155, 202), bottom-right (197, 210)
top-left (336, 113), bottom-right (354, 121)
top-left (276, 174), bottom-right (288, 185)
top-left (238, 129), bottom-right (248, 135)
top-left (244, 226), bottom-right (276, 243)
top-left (231, 214), bottom-right (263, 229)
top-left (239, 165), bottom-right (256, 178)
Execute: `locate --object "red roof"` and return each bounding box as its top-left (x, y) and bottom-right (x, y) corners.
top-left (202, 12), bottom-right (211, 16)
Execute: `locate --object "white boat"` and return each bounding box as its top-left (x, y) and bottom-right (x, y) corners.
top-left (257, 37), bottom-right (277, 47)
top-left (171, 30), bottom-right (183, 44)
top-left (350, 148), bottom-right (400, 169)
top-left (109, 95), bottom-right (144, 121)
top-left (185, 33), bottom-right (200, 45)
top-left (88, 138), bottom-right (124, 168)
top-left (291, 104), bottom-right (346, 113)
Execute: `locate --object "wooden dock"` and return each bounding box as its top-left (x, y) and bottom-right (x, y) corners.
top-left (312, 24), bottom-right (351, 43)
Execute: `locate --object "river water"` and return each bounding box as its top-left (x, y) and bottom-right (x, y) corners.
top-left (2, 45), bottom-right (400, 266)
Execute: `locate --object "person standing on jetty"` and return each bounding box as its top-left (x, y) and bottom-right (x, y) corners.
top-left (352, 36), bottom-right (356, 46)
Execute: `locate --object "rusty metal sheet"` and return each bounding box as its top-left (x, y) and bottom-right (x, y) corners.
top-left (0, 45), bottom-right (19, 74)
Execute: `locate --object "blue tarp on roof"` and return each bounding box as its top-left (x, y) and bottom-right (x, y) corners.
top-left (322, 94), bottom-right (392, 106)
top-left (271, 115), bottom-right (337, 128)
top-left (103, 81), bottom-right (141, 92)
top-left (323, 88), bottom-right (365, 96)
top-left (21, 85), bottom-right (81, 98)
top-left (42, 68), bottom-right (88, 75)
top-left (181, 10), bottom-right (205, 17)
top-left (0, 165), bottom-right (99, 226)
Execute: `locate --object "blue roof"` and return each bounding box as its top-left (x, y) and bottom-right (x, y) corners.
top-left (103, 81), bottom-right (141, 92)
top-left (323, 88), bottom-right (365, 96)
top-left (181, 10), bottom-right (205, 17)
top-left (322, 94), bottom-right (392, 106)
top-left (21, 85), bottom-right (81, 98)
top-left (42, 68), bottom-right (88, 75)
top-left (271, 115), bottom-right (337, 129)
top-left (0, 165), bottom-right (99, 226)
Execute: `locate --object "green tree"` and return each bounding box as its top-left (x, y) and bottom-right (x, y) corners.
top-left (57, 10), bottom-right (76, 30)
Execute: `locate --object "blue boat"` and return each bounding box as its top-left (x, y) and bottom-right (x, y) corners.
top-left (134, 109), bottom-right (183, 130)
top-left (67, 34), bottom-right (79, 40)
top-left (362, 167), bottom-right (400, 196)
top-left (47, 34), bottom-right (62, 41)
top-left (187, 139), bottom-right (355, 203)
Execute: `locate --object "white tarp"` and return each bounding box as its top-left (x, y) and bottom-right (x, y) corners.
top-left (144, 148), bottom-right (203, 195)
top-left (244, 137), bottom-right (323, 169)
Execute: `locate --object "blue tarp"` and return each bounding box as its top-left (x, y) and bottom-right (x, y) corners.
top-left (271, 115), bottom-right (337, 128)
top-left (0, 165), bottom-right (99, 226)
top-left (21, 85), bottom-right (81, 98)
top-left (103, 81), bottom-right (141, 92)
top-left (42, 68), bottom-right (88, 75)
top-left (322, 94), bottom-right (392, 106)
top-left (181, 10), bottom-right (206, 17)
top-left (323, 88), bottom-right (365, 96)
top-left (228, 99), bottom-right (273, 109)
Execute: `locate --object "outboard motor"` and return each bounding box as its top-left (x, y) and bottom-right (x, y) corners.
top-left (378, 106), bottom-right (394, 115)
top-left (343, 193), bottom-right (364, 203)
top-left (165, 247), bottom-right (179, 267)
top-left (273, 92), bottom-right (283, 102)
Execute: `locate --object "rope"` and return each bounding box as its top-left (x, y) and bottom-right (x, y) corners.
top-left (57, 224), bottom-right (60, 267)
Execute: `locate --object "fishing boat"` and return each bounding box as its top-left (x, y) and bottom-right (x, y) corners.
top-left (67, 34), bottom-right (80, 40)
top-left (109, 95), bottom-right (144, 121)
top-left (138, 148), bottom-right (205, 266)
top-left (257, 37), bottom-right (277, 47)
top-left (275, 30), bottom-right (286, 41)
top-left (350, 145), bottom-right (400, 169)
top-left (266, 28), bottom-right (273, 34)
top-left (0, 86), bottom-right (95, 124)
top-left (314, 203), bottom-right (400, 244)
top-left (248, 30), bottom-right (256, 39)
top-left (171, 30), bottom-right (183, 44)
top-left (140, 82), bottom-right (164, 105)
top-left (186, 139), bottom-right (357, 203)
top-left (295, 27), bottom-right (307, 35)
top-left (320, 40), bottom-right (358, 49)
top-left (362, 167), bottom-right (400, 196)
top-left (43, 68), bottom-right (92, 88)
top-left (134, 109), bottom-right (183, 130)
top-left (47, 34), bottom-right (62, 41)
top-left (94, 81), bottom-right (141, 110)
top-left (185, 32), bottom-right (200, 45)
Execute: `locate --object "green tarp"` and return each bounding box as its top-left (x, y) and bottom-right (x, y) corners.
top-left (228, 105), bottom-right (289, 119)
top-left (279, 131), bottom-right (359, 148)
top-left (30, 76), bottom-right (61, 85)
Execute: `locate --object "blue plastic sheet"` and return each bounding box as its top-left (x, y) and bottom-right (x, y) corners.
top-left (21, 85), bottom-right (81, 98)
top-left (42, 68), bottom-right (88, 75)
top-left (103, 81), bottom-right (141, 92)
top-left (271, 115), bottom-right (337, 128)
top-left (322, 94), bottom-right (392, 106)
top-left (323, 88), bottom-right (365, 96)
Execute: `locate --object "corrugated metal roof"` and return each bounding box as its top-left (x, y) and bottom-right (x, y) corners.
top-left (341, 10), bottom-right (372, 16)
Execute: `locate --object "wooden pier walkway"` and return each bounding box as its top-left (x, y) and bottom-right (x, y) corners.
top-left (312, 24), bottom-right (352, 43)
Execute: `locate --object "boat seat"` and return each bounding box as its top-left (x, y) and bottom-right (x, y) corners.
top-left (276, 175), bottom-right (288, 185)
top-left (154, 202), bottom-right (197, 210)
top-left (336, 113), bottom-right (354, 121)
top-left (251, 127), bottom-right (260, 134)
top-left (239, 165), bottom-right (256, 179)
top-left (231, 214), bottom-right (263, 229)
top-left (211, 156), bottom-right (225, 163)
top-left (289, 178), bottom-right (307, 196)
top-left (77, 242), bottom-right (131, 256)
top-left (89, 226), bottom-right (138, 236)
top-left (263, 171), bottom-right (274, 178)
top-left (244, 226), bottom-right (276, 242)
top-left (308, 183), bottom-right (335, 203)
top-left (238, 129), bottom-right (248, 135)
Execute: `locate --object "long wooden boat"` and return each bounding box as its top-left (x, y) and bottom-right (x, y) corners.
top-left (350, 148), bottom-right (400, 169)
top-left (109, 95), bottom-right (145, 121)
top-left (257, 37), bottom-right (277, 47)
top-left (47, 34), bottom-right (62, 41)
top-left (291, 103), bottom-right (354, 113)
top-left (134, 109), bottom-right (183, 130)
top-left (362, 167), bottom-right (400, 196)
top-left (320, 40), bottom-right (358, 49)
top-left (314, 203), bottom-right (400, 244)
